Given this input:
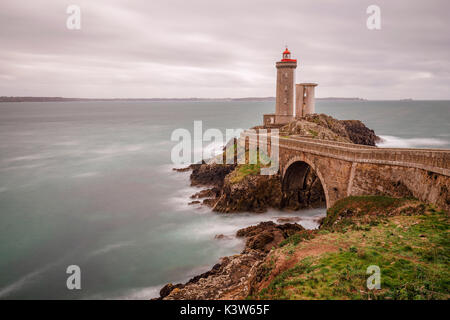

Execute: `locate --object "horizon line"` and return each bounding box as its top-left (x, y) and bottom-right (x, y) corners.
top-left (1, 96), bottom-right (448, 102)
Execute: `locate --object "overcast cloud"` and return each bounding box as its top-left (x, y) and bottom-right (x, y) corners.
top-left (0, 0), bottom-right (449, 99)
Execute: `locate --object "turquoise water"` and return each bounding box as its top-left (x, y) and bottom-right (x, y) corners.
top-left (0, 100), bottom-right (449, 299)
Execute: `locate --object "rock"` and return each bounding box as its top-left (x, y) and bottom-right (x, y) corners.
top-left (163, 250), bottom-right (265, 300)
top-left (280, 118), bottom-right (350, 142)
top-left (280, 114), bottom-right (380, 147)
top-left (275, 217), bottom-right (301, 223)
top-left (173, 166), bottom-right (193, 172)
top-left (159, 283), bottom-right (184, 299)
top-left (213, 174), bottom-right (283, 213)
top-left (160, 221), bottom-right (305, 300)
top-left (188, 200), bottom-right (201, 205)
top-left (214, 234), bottom-right (232, 240)
top-left (190, 163), bottom-right (236, 187)
top-left (191, 187), bottom-right (220, 199)
top-left (202, 198), bottom-right (218, 207)
top-left (341, 120), bottom-right (380, 146)
top-left (236, 221), bottom-right (305, 253)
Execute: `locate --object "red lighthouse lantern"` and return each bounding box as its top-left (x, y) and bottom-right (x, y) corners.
top-left (281, 47), bottom-right (296, 62)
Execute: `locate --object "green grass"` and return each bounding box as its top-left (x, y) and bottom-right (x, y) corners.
top-left (279, 231), bottom-right (315, 248)
top-left (251, 196), bottom-right (450, 300)
top-left (320, 195), bottom-right (423, 232)
top-left (228, 163), bottom-right (261, 184)
top-left (226, 147), bottom-right (273, 184)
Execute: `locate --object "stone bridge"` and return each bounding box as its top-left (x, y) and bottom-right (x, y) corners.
top-left (245, 133), bottom-right (450, 212)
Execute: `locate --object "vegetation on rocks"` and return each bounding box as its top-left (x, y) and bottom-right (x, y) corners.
top-left (249, 196), bottom-right (449, 300)
top-left (228, 163), bottom-right (261, 184)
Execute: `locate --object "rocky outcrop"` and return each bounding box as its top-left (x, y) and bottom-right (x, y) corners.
top-left (341, 119), bottom-right (380, 146)
top-left (162, 250), bottom-right (265, 300)
top-left (158, 221), bottom-right (305, 300)
top-left (213, 174), bottom-right (283, 213)
top-left (280, 114), bottom-right (380, 146)
top-left (280, 119), bottom-right (351, 143)
top-left (191, 187), bottom-right (221, 200)
top-left (236, 221), bottom-right (305, 253)
top-left (190, 163), bottom-right (236, 187)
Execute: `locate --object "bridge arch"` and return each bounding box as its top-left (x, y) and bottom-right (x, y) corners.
top-left (281, 155), bottom-right (330, 209)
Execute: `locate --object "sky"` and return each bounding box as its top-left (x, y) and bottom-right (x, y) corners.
top-left (0, 0), bottom-right (449, 99)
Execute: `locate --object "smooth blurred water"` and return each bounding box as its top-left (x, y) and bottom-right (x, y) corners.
top-left (0, 100), bottom-right (448, 299)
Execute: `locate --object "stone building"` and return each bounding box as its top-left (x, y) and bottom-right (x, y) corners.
top-left (295, 83), bottom-right (318, 118)
top-left (264, 48), bottom-right (317, 126)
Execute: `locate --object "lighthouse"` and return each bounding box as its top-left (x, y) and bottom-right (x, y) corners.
top-left (275, 48), bottom-right (297, 123)
top-left (263, 47), bottom-right (318, 127)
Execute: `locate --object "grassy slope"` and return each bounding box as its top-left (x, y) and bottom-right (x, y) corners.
top-left (251, 196), bottom-right (449, 300)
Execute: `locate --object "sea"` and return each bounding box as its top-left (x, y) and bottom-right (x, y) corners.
top-left (0, 99), bottom-right (449, 299)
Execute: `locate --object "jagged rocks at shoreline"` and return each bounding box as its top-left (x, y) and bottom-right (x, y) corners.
top-left (173, 162), bottom-right (235, 188)
top-left (340, 119), bottom-right (380, 146)
top-left (157, 196), bottom-right (449, 300)
top-left (157, 221), bottom-right (305, 300)
top-left (236, 221), bottom-right (305, 253)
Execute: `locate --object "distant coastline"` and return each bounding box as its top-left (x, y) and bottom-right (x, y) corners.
top-left (1, 96), bottom-right (371, 103)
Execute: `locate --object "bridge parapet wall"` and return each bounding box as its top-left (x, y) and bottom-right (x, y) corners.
top-left (277, 137), bottom-right (449, 175)
top-left (245, 132), bottom-right (449, 176)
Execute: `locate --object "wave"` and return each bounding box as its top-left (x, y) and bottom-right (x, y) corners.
top-left (0, 267), bottom-right (48, 298)
top-left (191, 140), bottom-right (225, 163)
top-left (5, 154), bottom-right (48, 162)
top-left (89, 241), bottom-right (134, 257)
top-left (166, 186), bottom-right (208, 212)
top-left (0, 257), bottom-right (65, 298)
top-left (377, 135), bottom-right (449, 148)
